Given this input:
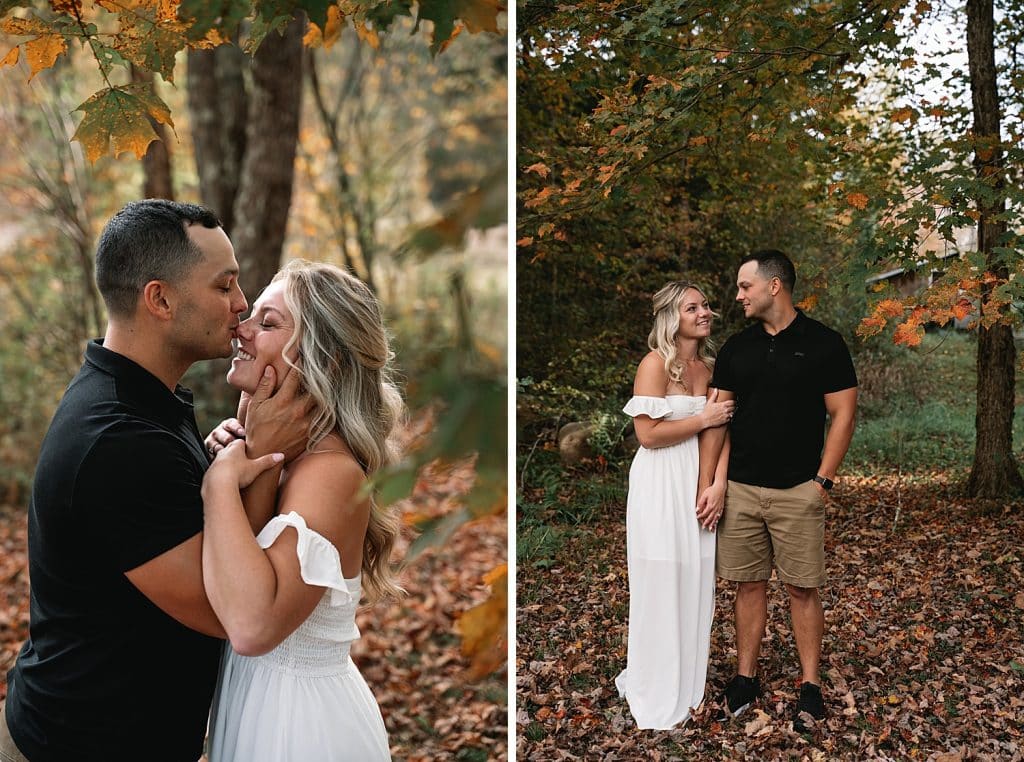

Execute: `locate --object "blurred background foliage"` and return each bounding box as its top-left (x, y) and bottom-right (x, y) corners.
top-left (517, 0), bottom-right (1024, 514)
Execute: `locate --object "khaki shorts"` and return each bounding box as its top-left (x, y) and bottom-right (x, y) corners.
top-left (716, 479), bottom-right (826, 588)
top-left (0, 701), bottom-right (29, 762)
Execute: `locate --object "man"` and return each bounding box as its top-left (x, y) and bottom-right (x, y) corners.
top-left (700, 249), bottom-right (857, 731)
top-left (1, 200), bottom-right (307, 761)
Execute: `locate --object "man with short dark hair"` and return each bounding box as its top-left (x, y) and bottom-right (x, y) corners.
top-left (1, 200), bottom-right (306, 761)
top-left (699, 249), bottom-right (857, 731)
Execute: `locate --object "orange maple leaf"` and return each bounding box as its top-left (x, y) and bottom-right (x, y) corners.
top-left (893, 320), bottom-right (924, 347)
top-left (876, 298), bottom-right (906, 318)
top-left (846, 192), bottom-right (870, 210)
top-left (455, 565), bottom-right (507, 681)
top-left (952, 299), bottom-right (974, 320)
top-left (796, 294), bottom-right (818, 311)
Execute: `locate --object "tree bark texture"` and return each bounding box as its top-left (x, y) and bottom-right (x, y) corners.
top-left (965, 0), bottom-right (1023, 497)
top-left (186, 45), bottom-right (248, 232)
top-left (131, 67), bottom-right (174, 200)
top-left (184, 20), bottom-right (302, 426)
top-left (231, 15), bottom-right (305, 304)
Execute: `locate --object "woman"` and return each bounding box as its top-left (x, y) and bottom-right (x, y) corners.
top-left (614, 282), bottom-right (733, 730)
top-left (200, 260), bottom-right (403, 761)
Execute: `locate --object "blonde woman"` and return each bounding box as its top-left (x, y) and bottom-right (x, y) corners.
top-left (200, 260), bottom-right (403, 761)
top-left (615, 282), bottom-right (733, 729)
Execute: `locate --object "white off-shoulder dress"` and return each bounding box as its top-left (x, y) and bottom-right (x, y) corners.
top-left (615, 395), bottom-right (717, 729)
top-left (207, 511), bottom-right (390, 761)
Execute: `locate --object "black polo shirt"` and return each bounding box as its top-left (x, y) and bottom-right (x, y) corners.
top-left (712, 311), bottom-right (857, 489)
top-left (5, 340), bottom-right (222, 762)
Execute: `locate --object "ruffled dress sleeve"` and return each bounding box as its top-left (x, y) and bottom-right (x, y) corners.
top-left (623, 395), bottom-right (673, 419)
top-left (256, 511), bottom-right (354, 607)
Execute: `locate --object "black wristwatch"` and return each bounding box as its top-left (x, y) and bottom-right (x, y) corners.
top-left (812, 475), bottom-right (834, 491)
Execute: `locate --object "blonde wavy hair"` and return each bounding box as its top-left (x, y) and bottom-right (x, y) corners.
top-left (274, 259), bottom-right (405, 601)
top-left (647, 281), bottom-right (717, 391)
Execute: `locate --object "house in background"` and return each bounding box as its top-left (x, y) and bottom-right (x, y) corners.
top-left (865, 219), bottom-right (979, 330)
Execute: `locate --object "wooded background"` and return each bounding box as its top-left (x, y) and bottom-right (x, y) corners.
top-left (517, 0), bottom-right (1024, 497)
top-left (0, 2), bottom-right (508, 759)
top-left (517, 1), bottom-right (1024, 759)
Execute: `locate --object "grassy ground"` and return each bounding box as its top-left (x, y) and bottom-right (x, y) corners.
top-left (516, 329), bottom-right (1024, 760)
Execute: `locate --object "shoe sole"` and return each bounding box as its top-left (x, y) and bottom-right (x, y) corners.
top-left (713, 700), bottom-right (754, 723)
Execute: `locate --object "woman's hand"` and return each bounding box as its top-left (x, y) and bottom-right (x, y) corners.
top-left (205, 417), bottom-right (245, 457)
top-left (205, 439), bottom-right (284, 492)
top-left (696, 482), bottom-right (726, 531)
top-left (700, 388), bottom-right (735, 429)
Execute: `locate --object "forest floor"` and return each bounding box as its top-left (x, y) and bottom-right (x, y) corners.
top-left (0, 463), bottom-right (507, 762)
top-left (517, 471), bottom-right (1024, 761)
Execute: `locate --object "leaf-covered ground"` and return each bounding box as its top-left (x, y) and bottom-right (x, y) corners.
top-left (517, 473), bottom-right (1024, 761)
top-left (0, 467), bottom-right (507, 762)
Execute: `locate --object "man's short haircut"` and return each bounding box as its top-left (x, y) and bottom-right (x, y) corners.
top-left (95, 199), bottom-right (223, 318)
top-left (741, 249), bottom-right (796, 294)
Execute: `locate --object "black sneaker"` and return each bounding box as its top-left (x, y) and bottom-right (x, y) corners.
top-left (714, 674), bottom-right (761, 721)
top-left (793, 682), bottom-right (825, 732)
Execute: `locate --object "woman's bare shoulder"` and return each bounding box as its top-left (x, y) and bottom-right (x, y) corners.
top-left (634, 351), bottom-right (668, 396)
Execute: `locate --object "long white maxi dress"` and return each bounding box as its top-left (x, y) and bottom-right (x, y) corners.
top-left (615, 395), bottom-right (717, 729)
top-left (207, 511), bottom-right (390, 761)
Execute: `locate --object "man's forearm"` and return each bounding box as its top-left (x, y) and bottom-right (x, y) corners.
top-left (819, 412), bottom-right (855, 479)
top-left (698, 425), bottom-right (727, 488)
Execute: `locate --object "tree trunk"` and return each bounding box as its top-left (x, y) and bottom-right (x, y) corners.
top-left (232, 15), bottom-right (305, 304)
top-left (184, 20), bottom-right (303, 428)
top-left (965, 0), bottom-right (1023, 497)
top-left (131, 66), bottom-right (174, 200)
top-left (187, 45), bottom-right (248, 231)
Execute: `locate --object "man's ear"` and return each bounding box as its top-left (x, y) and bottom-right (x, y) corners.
top-left (769, 277), bottom-right (782, 297)
top-left (141, 280), bottom-right (174, 321)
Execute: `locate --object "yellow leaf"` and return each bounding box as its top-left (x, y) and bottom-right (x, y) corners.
top-left (72, 86), bottom-right (174, 163)
top-left (2, 17), bottom-right (68, 79)
top-left (796, 294), bottom-right (818, 311)
top-left (454, 0), bottom-right (503, 33)
top-left (23, 34), bottom-right (67, 80)
top-left (846, 192), bottom-right (869, 210)
top-left (516, 236), bottom-right (534, 247)
top-left (354, 21), bottom-right (380, 50)
top-left (689, 135), bottom-right (709, 146)
top-left (455, 566), bottom-right (506, 681)
top-left (1, 47), bottom-right (18, 68)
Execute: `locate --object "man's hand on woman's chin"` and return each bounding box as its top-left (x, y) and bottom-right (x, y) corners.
top-left (243, 365), bottom-right (313, 462)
